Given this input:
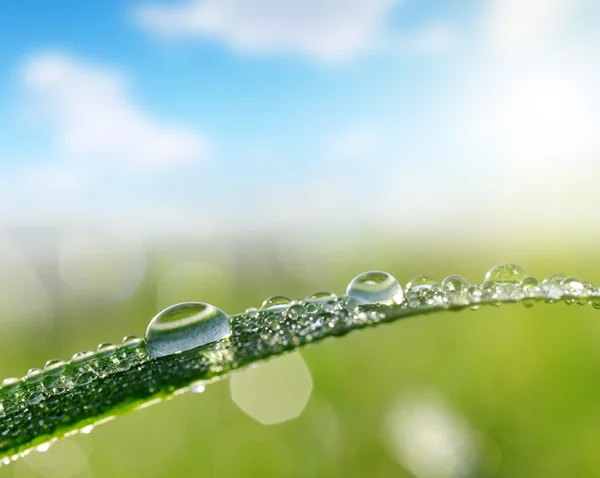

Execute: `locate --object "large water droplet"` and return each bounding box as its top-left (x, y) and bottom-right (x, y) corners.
top-left (346, 271), bottom-right (403, 305)
top-left (484, 263), bottom-right (528, 284)
top-left (145, 302), bottom-right (232, 359)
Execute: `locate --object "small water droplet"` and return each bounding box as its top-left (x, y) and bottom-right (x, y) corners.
top-left (286, 304), bottom-right (307, 319)
top-left (1, 377), bottom-right (19, 389)
top-left (406, 275), bottom-right (438, 291)
top-left (305, 292), bottom-right (337, 303)
top-left (484, 263), bottom-right (528, 284)
top-left (441, 275), bottom-right (469, 305)
top-left (467, 285), bottom-right (482, 304)
top-left (441, 275), bottom-right (468, 293)
top-left (44, 359), bottom-right (66, 373)
top-left (189, 381), bottom-right (206, 393)
top-left (305, 303), bottom-right (319, 314)
top-left (145, 302), bottom-right (232, 358)
top-left (97, 342), bottom-right (116, 357)
top-left (542, 276), bottom-right (564, 300)
top-left (122, 335), bottom-right (142, 346)
top-left (321, 300), bottom-right (340, 313)
top-left (245, 307), bottom-right (259, 317)
top-left (560, 276), bottom-right (585, 296)
top-left (542, 274), bottom-right (565, 285)
top-left (261, 295), bottom-right (292, 309)
top-left (26, 368), bottom-right (44, 383)
top-left (71, 351), bottom-right (94, 365)
top-left (520, 276), bottom-right (541, 295)
top-left (346, 271), bottom-right (403, 305)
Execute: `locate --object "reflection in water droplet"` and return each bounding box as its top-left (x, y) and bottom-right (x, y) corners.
top-left (484, 263), bottom-right (528, 284)
top-left (261, 295), bottom-right (293, 309)
top-left (145, 302), bottom-right (231, 358)
top-left (346, 271), bottom-right (403, 304)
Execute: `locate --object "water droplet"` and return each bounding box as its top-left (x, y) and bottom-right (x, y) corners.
top-left (44, 359), bottom-right (66, 373)
top-left (71, 351), bottom-right (93, 365)
top-left (145, 302), bottom-right (232, 359)
top-left (305, 303), bottom-right (319, 314)
top-left (406, 275), bottom-right (438, 291)
top-left (441, 275), bottom-right (468, 293)
top-left (542, 274), bottom-right (565, 284)
top-left (245, 307), bottom-right (259, 317)
top-left (321, 300), bottom-right (340, 313)
top-left (1, 377), bottom-right (19, 389)
top-left (346, 271), bottom-right (403, 305)
top-left (122, 335), bottom-right (142, 346)
top-left (286, 304), bottom-right (307, 319)
top-left (189, 381), bottom-right (205, 393)
top-left (441, 275), bottom-right (469, 305)
top-left (344, 299), bottom-right (360, 313)
top-left (26, 368), bottom-right (44, 383)
top-left (467, 285), bottom-right (482, 304)
top-left (97, 342), bottom-right (116, 357)
top-left (484, 263), bottom-right (528, 284)
top-left (305, 292), bottom-right (337, 303)
top-left (520, 276), bottom-right (541, 295)
top-left (261, 295), bottom-right (292, 309)
top-left (541, 276), bottom-right (564, 300)
top-left (560, 276), bottom-right (585, 296)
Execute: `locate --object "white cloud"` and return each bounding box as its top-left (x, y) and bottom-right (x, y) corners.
top-left (21, 51), bottom-right (208, 167)
top-left (484, 0), bottom-right (581, 53)
top-left (133, 0), bottom-right (400, 62)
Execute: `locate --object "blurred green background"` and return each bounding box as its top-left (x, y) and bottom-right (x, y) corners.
top-left (1, 234), bottom-right (600, 477)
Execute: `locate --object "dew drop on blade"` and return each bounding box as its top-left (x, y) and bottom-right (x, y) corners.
top-left (145, 302), bottom-right (232, 359)
top-left (484, 263), bottom-right (528, 284)
top-left (261, 295), bottom-right (292, 310)
top-left (346, 271), bottom-right (403, 305)
top-left (406, 275), bottom-right (438, 291)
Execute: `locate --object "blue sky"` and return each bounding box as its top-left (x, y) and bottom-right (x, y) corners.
top-left (0, 0), bottom-right (599, 239)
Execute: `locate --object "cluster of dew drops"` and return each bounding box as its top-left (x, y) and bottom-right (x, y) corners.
top-left (1, 262), bottom-right (600, 464)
